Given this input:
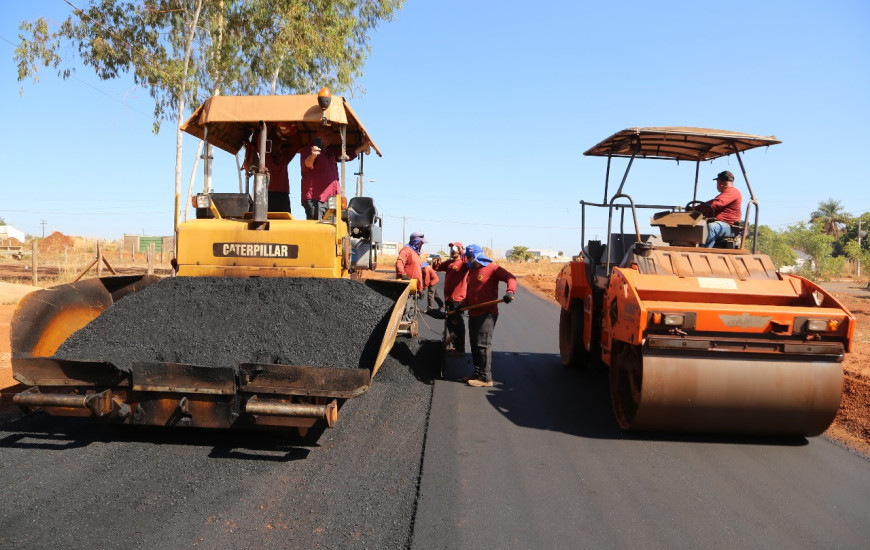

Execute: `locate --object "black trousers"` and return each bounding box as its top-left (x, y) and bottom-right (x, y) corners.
top-left (427, 286), bottom-right (444, 310)
top-left (469, 313), bottom-right (498, 382)
top-left (268, 191), bottom-right (291, 213)
top-left (302, 199), bottom-right (327, 220)
top-left (446, 302), bottom-right (466, 351)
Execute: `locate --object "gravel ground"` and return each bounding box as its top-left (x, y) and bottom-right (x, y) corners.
top-left (0, 336), bottom-right (439, 549)
top-left (56, 277), bottom-right (396, 372)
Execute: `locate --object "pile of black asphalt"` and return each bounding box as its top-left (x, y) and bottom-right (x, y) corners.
top-left (0, 336), bottom-right (440, 549)
top-left (55, 276), bottom-right (397, 372)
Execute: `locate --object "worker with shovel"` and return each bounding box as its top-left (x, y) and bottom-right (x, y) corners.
top-left (461, 244), bottom-right (517, 387)
top-left (433, 241), bottom-right (469, 356)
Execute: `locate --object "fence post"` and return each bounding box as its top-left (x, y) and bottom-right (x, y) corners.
top-left (96, 240), bottom-right (103, 278)
top-left (31, 241), bottom-right (38, 286)
top-left (147, 242), bottom-right (155, 275)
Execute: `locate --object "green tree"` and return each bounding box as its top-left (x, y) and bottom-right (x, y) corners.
top-left (0, 217), bottom-right (6, 226)
top-left (782, 222), bottom-right (843, 280)
top-left (16, 0), bottom-right (404, 228)
top-left (507, 246), bottom-right (535, 262)
top-left (843, 239), bottom-right (870, 268)
top-left (810, 198), bottom-right (851, 239)
top-left (744, 225), bottom-right (797, 269)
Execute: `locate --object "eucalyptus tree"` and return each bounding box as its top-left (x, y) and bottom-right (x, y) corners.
top-left (16, 0), bottom-right (403, 228)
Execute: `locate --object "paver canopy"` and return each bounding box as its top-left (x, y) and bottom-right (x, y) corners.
top-left (181, 95), bottom-right (381, 156)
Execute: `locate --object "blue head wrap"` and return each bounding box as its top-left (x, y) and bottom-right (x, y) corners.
top-left (464, 244), bottom-right (492, 268)
top-left (421, 261), bottom-right (429, 268)
top-left (409, 231), bottom-right (427, 253)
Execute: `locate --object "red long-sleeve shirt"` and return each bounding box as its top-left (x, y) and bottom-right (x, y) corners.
top-left (300, 144), bottom-right (358, 202)
top-left (435, 258), bottom-right (468, 302)
top-left (707, 186), bottom-right (742, 224)
top-left (395, 246), bottom-right (423, 291)
top-left (465, 263), bottom-right (517, 317)
top-left (423, 265), bottom-right (439, 288)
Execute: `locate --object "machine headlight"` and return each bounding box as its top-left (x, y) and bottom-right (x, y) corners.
top-left (193, 194), bottom-right (211, 209)
top-left (662, 314), bottom-right (685, 326)
top-left (807, 318), bottom-right (839, 332)
top-left (651, 312), bottom-right (685, 325)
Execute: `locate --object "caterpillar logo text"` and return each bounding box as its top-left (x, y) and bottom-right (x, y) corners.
top-left (213, 243), bottom-right (299, 258)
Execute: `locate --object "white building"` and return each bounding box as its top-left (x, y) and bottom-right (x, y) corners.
top-left (529, 248), bottom-right (560, 259)
top-left (0, 225), bottom-right (26, 243)
top-left (380, 241), bottom-right (402, 256)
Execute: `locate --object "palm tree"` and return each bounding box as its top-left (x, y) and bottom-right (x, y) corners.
top-left (810, 199), bottom-right (851, 239)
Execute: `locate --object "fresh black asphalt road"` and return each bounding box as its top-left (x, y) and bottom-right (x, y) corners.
top-left (412, 286), bottom-right (870, 549)
top-left (1, 281), bottom-right (869, 549)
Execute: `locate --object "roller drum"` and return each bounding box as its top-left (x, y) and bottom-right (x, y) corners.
top-left (611, 350), bottom-right (843, 436)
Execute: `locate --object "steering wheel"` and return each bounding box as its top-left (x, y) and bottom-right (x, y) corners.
top-left (685, 200), bottom-right (715, 218)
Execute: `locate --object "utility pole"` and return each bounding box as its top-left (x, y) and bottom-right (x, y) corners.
top-left (402, 216), bottom-right (406, 244)
top-left (40, 220), bottom-right (46, 237)
top-left (858, 218), bottom-right (864, 277)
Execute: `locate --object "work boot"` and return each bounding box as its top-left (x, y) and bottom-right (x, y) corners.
top-left (461, 370), bottom-right (482, 382)
top-left (467, 378), bottom-right (493, 388)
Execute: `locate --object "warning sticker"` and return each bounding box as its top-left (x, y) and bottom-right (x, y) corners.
top-left (697, 277), bottom-right (738, 290)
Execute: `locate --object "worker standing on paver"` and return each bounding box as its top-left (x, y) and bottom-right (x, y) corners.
top-left (242, 122), bottom-right (300, 213)
top-left (432, 242), bottom-right (468, 356)
top-left (462, 244), bottom-right (517, 387)
top-left (396, 231), bottom-right (426, 295)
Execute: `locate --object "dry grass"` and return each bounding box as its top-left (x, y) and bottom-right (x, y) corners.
top-left (1, 236), bottom-right (170, 287)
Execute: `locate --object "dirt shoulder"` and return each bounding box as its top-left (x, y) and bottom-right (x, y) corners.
top-left (509, 262), bottom-right (870, 456)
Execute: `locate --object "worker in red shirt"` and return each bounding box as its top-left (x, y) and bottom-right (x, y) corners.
top-left (432, 241), bottom-right (469, 356)
top-left (242, 122), bottom-right (300, 213)
top-left (299, 127), bottom-right (370, 220)
top-left (693, 170), bottom-right (742, 247)
top-left (395, 231), bottom-right (426, 295)
top-left (462, 243), bottom-right (517, 387)
top-left (421, 261), bottom-right (444, 314)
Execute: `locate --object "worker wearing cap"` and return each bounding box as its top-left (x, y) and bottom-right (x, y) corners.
top-left (421, 261), bottom-right (444, 314)
top-left (396, 231), bottom-right (426, 294)
top-left (242, 122), bottom-right (300, 213)
top-left (432, 242), bottom-right (469, 355)
top-left (694, 170), bottom-right (742, 247)
top-left (462, 244), bottom-right (517, 387)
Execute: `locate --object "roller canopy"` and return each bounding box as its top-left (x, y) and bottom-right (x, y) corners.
top-left (181, 94), bottom-right (381, 157)
top-left (584, 127), bottom-right (781, 161)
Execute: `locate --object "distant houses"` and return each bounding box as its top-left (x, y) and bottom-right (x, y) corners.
top-left (0, 225), bottom-right (26, 243)
top-left (779, 249), bottom-right (813, 274)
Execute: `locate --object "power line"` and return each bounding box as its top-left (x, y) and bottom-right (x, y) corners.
top-left (382, 214), bottom-right (580, 230)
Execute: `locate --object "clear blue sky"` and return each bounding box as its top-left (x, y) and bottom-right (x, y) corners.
top-left (1, 0), bottom-right (868, 256)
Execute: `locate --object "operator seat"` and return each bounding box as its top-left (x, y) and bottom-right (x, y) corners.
top-left (346, 197), bottom-right (378, 237)
top-left (713, 220), bottom-right (746, 249)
